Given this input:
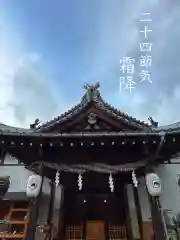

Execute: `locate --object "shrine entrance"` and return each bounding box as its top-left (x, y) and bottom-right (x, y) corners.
top-left (64, 189), bottom-right (127, 240)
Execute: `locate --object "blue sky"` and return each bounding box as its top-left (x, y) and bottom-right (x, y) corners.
top-left (0, 0), bottom-right (180, 127)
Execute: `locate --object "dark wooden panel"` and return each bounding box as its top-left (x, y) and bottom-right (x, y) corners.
top-left (86, 221), bottom-right (105, 240)
top-left (64, 190), bottom-right (126, 225)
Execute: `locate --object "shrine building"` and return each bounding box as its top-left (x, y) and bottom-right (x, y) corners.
top-left (0, 83), bottom-right (180, 240)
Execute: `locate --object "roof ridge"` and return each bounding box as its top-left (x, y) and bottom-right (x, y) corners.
top-left (36, 82), bottom-right (150, 131)
top-left (97, 99), bottom-right (150, 128)
top-left (153, 122), bottom-right (180, 132)
top-left (36, 101), bottom-right (85, 131)
top-left (37, 82), bottom-right (102, 131)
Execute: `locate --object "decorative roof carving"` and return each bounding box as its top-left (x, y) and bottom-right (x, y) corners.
top-left (148, 117), bottom-right (158, 128)
top-left (88, 113), bottom-right (97, 125)
top-left (82, 82), bottom-right (101, 103)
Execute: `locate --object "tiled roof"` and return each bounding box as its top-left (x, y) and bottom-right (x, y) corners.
top-left (153, 122), bottom-right (180, 133)
top-left (0, 123), bottom-right (31, 133)
top-left (0, 84), bottom-right (180, 135)
top-left (36, 83), bottom-right (150, 132)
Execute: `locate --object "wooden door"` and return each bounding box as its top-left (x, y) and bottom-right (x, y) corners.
top-left (86, 221), bottom-right (105, 240)
top-left (143, 221), bottom-right (154, 240)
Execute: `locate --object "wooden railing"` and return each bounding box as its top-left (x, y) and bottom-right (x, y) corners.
top-left (66, 224), bottom-right (83, 240)
top-left (108, 224), bottom-right (127, 240)
top-left (66, 223), bottom-right (127, 240)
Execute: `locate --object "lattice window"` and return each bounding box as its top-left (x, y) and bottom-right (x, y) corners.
top-left (108, 224), bottom-right (127, 240)
top-left (66, 224), bottom-right (83, 240)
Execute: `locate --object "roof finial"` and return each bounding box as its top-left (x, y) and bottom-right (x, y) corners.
top-left (83, 81), bottom-right (101, 103)
top-left (148, 116), bottom-right (158, 128)
top-left (84, 81), bottom-right (100, 91)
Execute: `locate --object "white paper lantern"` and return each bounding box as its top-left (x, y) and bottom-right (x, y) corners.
top-left (26, 175), bottom-right (42, 197)
top-left (145, 173), bottom-right (162, 197)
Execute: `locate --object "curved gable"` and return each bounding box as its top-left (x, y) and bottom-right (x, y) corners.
top-left (36, 83), bottom-right (151, 133)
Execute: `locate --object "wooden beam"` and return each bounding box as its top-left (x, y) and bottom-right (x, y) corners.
top-left (124, 185), bottom-right (133, 240)
top-left (133, 185), bottom-right (143, 240)
top-left (47, 180), bottom-right (56, 225)
top-left (57, 186), bottom-right (65, 240)
top-left (148, 195), bottom-right (166, 240)
top-left (31, 164), bottom-right (44, 240)
top-left (25, 200), bottom-right (38, 240)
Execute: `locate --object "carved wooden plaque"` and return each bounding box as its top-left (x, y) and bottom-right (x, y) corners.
top-left (86, 221), bottom-right (105, 240)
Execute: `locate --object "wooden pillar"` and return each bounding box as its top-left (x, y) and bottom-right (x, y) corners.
top-left (148, 195), bottom-right (166, 240)
top-left (47, 180), bottom-right (56, 225)
top-left (45, 179), bottom-right (56, 240)
top-left (133, 185), bottom-right (143, 240)
top-left (124, 184), bottom-right (133, 240)
top-left (26, 165), bottom-right (44, 240)
top-left (145, 167), bottom-right (166, 240)
top-left (25, 200), bottom-right (38, 240)
top-left (35, 166), bottom-right (44, 221)
top-left (57, 185), bottom-right (65, 240)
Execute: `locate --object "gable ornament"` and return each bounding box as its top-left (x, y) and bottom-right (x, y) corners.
top-left (148, 116), bottom-right (158, 128)
top-left (83, 81), bottom-right (100, 103)
top-left (88, 112), bottom-right (97, 125)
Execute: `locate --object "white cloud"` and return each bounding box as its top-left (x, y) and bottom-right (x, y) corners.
top-left (0, 49), bottom-right (62, 127)
top-left (10, 53), bottom-right (61, 127)
top-left (0, 15), bottom-right (62, 127)
top-left (0, 47), bottom-right (16, 125)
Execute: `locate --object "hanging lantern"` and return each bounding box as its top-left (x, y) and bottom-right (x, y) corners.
top-left (109, 174), bottom-right (114, 192)
top-left (78, 173), bottom-right (83, 191)
top-left (145, 173), bottom-right (162, 197)
top-left (132, 170), bottom-right (138, 188)
top-left (55, 171), bottom-right (60, 187)
top-left (26, 175), bottom-right (42, 198)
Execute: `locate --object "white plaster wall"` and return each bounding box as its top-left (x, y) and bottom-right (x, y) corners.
top-left (0, 165), bottom-right (33, 192)
top-left (1, 153), bottom-right (62, 199)
top-left (0, 164), bottom-right (61, 198)
top-left (155, 163), bottom-right (180, 215)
